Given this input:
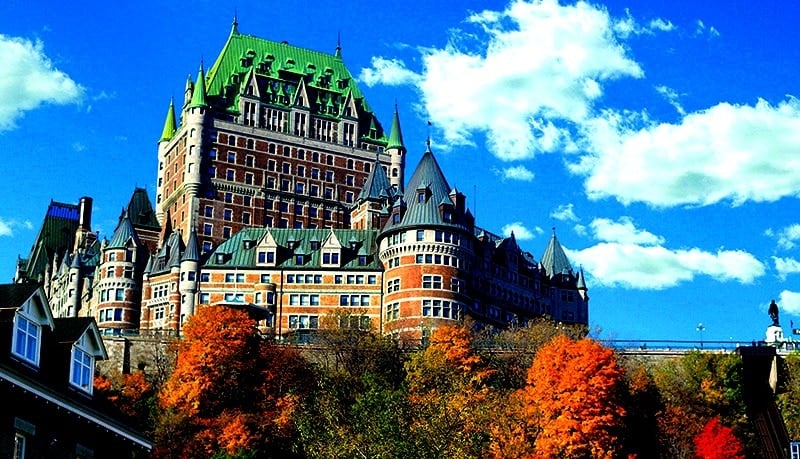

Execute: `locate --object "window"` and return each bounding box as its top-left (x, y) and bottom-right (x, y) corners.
top-left (227, 151), bottom-right (236, 162)
top-left (387, 278), bottom-right (400, 293)
top-left (226, 169), bottom-right (235, 180)
top-left (322, 251), bottom-right (339, 265)
top-left (243, 196), bottom-right (251, 206)
top-left (242, 212), bottom-right (251, 224)
top-left (451, 278), bottom-right (465, 293)
top-left (223, 227), bottom-right (232, 238)
top-left (12, 314), bottom-right (40, 365)
top-left (204, 206), bottom-right (213, 217)
top-left (422, 300), bottom-right (462, 319)
top-left (422, 275), bottom-right (442, 289)
top-left (224, 209), bottom-right (232, 221)
top-left (386, 303), bottom-right (400, 322)
top-left (70, 346), bottom-right (93, 393)
top-left (289, 315), bottom-right (319, 329)
top-left (115, 289), bottom-right (125, 301)
top-left (200, 293), bottom-right (210, 304)
top-left (245, 173), bottom-right (254, 185)
top-left (246, 155), bottom-right (254, 166)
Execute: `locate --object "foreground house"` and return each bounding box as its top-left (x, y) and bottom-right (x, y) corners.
top-left (0, 284), bottom-right (151, 457)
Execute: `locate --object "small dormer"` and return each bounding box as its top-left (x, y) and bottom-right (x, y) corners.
top-left (416, 184), bottom-right (431, 204)
top-left (256, 230), bottom-right (278, 266)
top-left (321, 230), bottom-right (342, 267)
top-left (59, 318), bottom-right (107, 395)
top-left (8, 286), bottom-right (54, 368)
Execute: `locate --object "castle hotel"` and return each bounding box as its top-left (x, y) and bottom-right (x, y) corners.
top-left (15, 20), bottom-right (588, 343)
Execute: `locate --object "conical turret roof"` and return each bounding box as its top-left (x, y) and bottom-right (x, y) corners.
top-left (386, 105), bottom-right (405, 151)
top-left (541, 230), bottom-right (573, 278)
top-left (357, 156), bottom-right (394, 203)
top-left (188, 63), bottom-right (208, 108)
top-left (159, 98), bottom-right (177, 142)
top-left (182, 228), bottom-right (200, 262)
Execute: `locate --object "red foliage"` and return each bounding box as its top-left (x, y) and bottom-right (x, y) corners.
top-left (693, 417), bottom-right (745, 459)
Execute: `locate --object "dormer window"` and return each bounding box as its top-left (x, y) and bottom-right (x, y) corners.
top-left (418, 191), bottom-right (425, 203)
top-left (322, 251), bottom-right (339, 265)
top-left (12, 314), bottom-right (40, 366)
top-left (70, 336), bottom-right (94, 394)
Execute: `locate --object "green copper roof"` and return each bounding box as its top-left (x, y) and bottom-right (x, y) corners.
top-left (541, 232), bottom-right (573, 278)
top-left (386, 105), bottom-right (405, 150)
top-left (188, 64), bottom-right (208, 108)
top-left (202, 26), bottom-right (385, 141)
top-left (382, 147), bottom-right (470, 234)
top-left (205, 228), bottom-right (380, 270)
top-left (159, 98), bottom-right (177, 142)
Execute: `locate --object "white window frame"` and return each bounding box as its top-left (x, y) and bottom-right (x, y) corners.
top-left (12, 313), bottom-right (40, 366)
top-left (69, 340), bottom-right (94, 394)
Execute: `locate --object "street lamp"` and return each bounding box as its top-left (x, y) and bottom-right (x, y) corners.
top-left (696, 323), bottom-right (705, 349)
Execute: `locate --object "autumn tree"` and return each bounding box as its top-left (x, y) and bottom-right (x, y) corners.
top-left (777, 353), bottom-right (800, 439)
top-left (520, 335), bottom-right (626, 459)
top-left (694, 417), bottom-right (745, 459)
top-left (404, 325), bottom-right (497, 458)
top-left (651, 351), bottom-right (752, 456)
top-left (155, 306), bottom-right (313, 458)
top-left (94, 371), bottom-right (156, 433)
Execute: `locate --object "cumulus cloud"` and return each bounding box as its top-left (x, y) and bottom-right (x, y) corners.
top-left (773, 256), bottom-right (800, 281)
top-left (571, 98), bottom-right (800, 207)
top-left (779, 290), bottom-right (800, 315)
top-left (0, 35), bottom-right (83, 131)
top-left (360, 0), bottom-right (643, 161)
top-left (550, 203), bottom-right (579, 222)
top-left (589, 216), bottom-right (665, 245)
top-left (496, 165), bottom-right (535, 181)
top-left (502, 221), bottom-right (541, 240)
top-left (359, 57), bottom-right (420, 87)
top-left (566, 217), bottom-right (764, 289)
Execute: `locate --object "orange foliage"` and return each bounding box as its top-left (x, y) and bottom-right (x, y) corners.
top-left (521, 335), bottom-right (626, 459)
top-left (155, 305), bottom-right (313, 457)
top-left (694, 417), bottom-right (745, 459)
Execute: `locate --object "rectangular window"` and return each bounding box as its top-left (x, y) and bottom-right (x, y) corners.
top-left (115, 289), bottom-right (125, 301)
top-left (245, 173), bottom-right (254, 185)
top-left (13, 315), bottom-right (39, 365)
top-left (204, 206), bottom-right (213, 217)
top-left (223, 226), bottom-right (232, 238)
top-left (226, 169), bottom-right (235, 180)
top-left (242, 212), bottom-right (251, 224)
top-left (14, 433), bottom-right (26, 459)
top-left (203, 223), bottom-right (212, 236)
top-left (224, 209), bottom-right (232, 221)
top-left (225, 273), bottom-right (234, 282)
top-left (70, 347), bottom-right (93, 392)
top-left (200, 292), bottom-right (210, 304)
top-left (417, 230), bottom-right (425, 241)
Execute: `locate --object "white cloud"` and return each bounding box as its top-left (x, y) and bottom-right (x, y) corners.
top-left (766, 224), bottom-right (800, 250)
top-left (568, 243), bottom-right (764, 290)
top-left (502, 221), bottom-right (541, 240)
top-left (0, 217), bottom-right (34, 237)
top-left (0, 35), bottom-right (83, 131)
top-left (589, 216), bottom-right (665, 245)
top-left (779, 290), bottom-right (800, 315)
top-left (571, 98), bottom-right (800, 207)
top-left (497, 165), bottom-right (535, 181)
top-left (566, 216), bottom-right (764, 289)
top-left (773, 256), bottom-right (800, 280)
top-left (613, 9), bottom-right (675, 38)
top-left (648, 18), bottom-right (675, 32)
top-left (655, 85), bottom-right (686, 116)
top-left (359, 57), bottom-right (420, 87)
top-left (550, 203), bottom-right (579, 222)
top-left (360, 0), bottom-right (643, 161)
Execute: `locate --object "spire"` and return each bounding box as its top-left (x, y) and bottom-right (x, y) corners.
top-left (189, 62), bottom-right (208, 108)
top-left (426, 121), bottom-right (432, 152)
top-left (357, 154), bottom-right (394, 203)
top-left (576, 268), bottom-right (587, 290)
top-left (541, 229), bottom-right (573, 278)
top-left (231, 12), bottom-right (239, 36)
top-left (159, 98), bottom-right (177, 142)
top-left (386, 104), bottom-right (405, 150)
top-left (335, 31), bottom-right (342, 58)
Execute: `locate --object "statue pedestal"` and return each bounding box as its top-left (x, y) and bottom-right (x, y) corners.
top-left (766, 325), bottom-right (784, 344)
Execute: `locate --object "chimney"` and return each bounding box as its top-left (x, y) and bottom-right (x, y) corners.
top-left (78, 196), bottom-right (93, 231)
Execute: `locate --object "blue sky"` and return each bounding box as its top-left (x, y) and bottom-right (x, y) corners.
top-left (2, 0), bottom-right (800, 343)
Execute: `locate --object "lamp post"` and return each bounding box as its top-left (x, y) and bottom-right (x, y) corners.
top-left (696, 323), bottom-right (705, 349)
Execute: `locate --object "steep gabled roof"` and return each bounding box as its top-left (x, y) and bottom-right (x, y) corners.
top-left (201, 22), bottom-right (385, 143)
top-left (126, 189), bottom-right (160, 230)
top-left (541, 231), bottom-right (573, 278)
top-left (22, 201), bottom-right (81, 282)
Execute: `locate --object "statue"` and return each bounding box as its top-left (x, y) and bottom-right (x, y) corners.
top-left (768, 299), bottom-right (780, 327)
